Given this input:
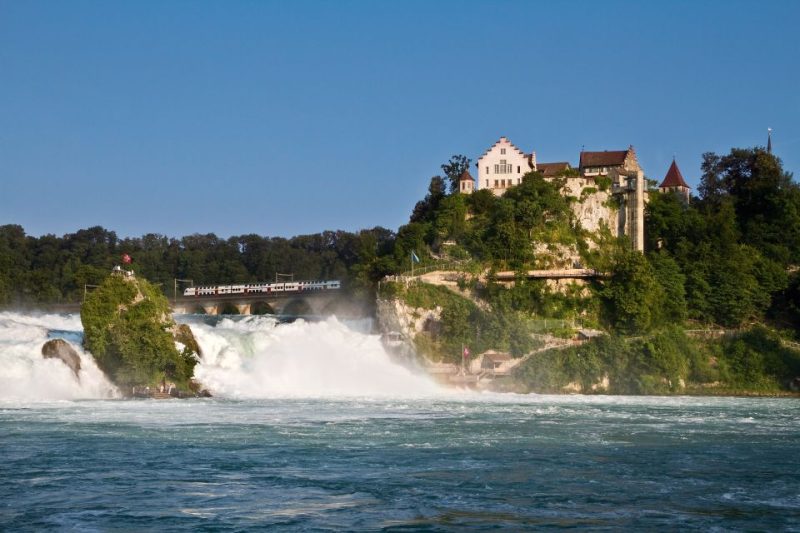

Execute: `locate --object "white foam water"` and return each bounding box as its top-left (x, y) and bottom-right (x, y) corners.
top-left (189, 315), bottom-right (443, 398)
top-left (0, 312), bottom-right (117, 401)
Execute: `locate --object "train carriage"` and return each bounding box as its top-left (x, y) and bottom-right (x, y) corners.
top-left (183, 280), bottom-right (340, 297)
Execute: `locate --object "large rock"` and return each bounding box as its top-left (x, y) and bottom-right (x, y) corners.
top-left (81, 272), bottom-right (199, 393)
top-left (41, 338), bottom-right (81, 378)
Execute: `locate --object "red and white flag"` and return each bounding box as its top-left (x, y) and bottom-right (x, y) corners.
top-left (463, 346), bottom-right (470, 358)
top-left (122, 254), bottom-right (132, 264)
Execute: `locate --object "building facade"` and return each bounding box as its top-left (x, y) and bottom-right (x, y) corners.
top-left (475, 136), bottom-right (535, 196)
top-left (578, 146), bottom-right (646, 251)
top-left (469, 137), bottom-right (647, 251)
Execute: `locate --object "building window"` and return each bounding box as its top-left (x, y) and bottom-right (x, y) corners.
top-left (485, 180), bottom-right (489, 187)
top-left (494, 179), bottom-right (499, 187)
top-left (494, 159), bottom-right (512, 174)
top-left (517, 166), bottom-right (520, 173)
top-left (500, 148), bottom-right (506, 155)
top-left (486, 166), bottom-right (489, 174)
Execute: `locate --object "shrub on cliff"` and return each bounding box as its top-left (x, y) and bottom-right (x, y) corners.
top-left (81, 273), bottom-right (197, 389)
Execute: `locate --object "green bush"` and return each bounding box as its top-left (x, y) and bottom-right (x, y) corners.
top-left (716, 327), bottom-right (800, 391)
top-left (595, 176), bottom-right (612, 191)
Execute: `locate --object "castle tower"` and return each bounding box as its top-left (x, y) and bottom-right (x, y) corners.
top-left (458, 170), bottom-right (475, 194)
top-left (580, 145), bottom-right (646, 251)
top-left (658, 158), bottom-right (691, 204)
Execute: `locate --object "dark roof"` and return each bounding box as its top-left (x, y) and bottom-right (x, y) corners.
top-left (579, 150), bottom-right (628, 168)
top-left (659, 160), bottom-right (690, 189)
top-left (537, 162), bottom-right (571, 177)
top-left (480, 350), bottom-right (512, 362)
top-left (458, 170), bottom-right (474, 182)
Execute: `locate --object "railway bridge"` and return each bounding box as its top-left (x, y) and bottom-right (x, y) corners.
top-left (171, 290), bottom-right (344, 316)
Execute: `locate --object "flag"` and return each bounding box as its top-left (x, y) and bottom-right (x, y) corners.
top-left (463, 346), bottom-right (470, 358)
top-left (122, 254), bottom-right (132, 264)
top-left (411, 250), bottom-right (420, 264)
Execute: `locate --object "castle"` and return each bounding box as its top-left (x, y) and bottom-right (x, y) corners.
top-left (459, 136), bottom-right (692, 252)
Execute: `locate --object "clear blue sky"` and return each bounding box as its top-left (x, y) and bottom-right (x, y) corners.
top-left (1, 1), bottom-right (798, 239)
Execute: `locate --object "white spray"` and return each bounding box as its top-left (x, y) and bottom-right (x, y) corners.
top-left (190, 315), bottom-right (443, 398)
top-left (0, 312), bottom-right (117, 401)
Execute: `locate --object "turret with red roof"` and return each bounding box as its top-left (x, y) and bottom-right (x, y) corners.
top-left (658, 159), bottom-right (691, 203)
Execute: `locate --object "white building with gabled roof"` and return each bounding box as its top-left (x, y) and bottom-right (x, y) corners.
top-left (476, 136), bottom-right (536, 196)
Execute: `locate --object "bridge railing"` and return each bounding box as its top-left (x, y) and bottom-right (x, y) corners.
top-left (398, 260), bottom-right (471, 279)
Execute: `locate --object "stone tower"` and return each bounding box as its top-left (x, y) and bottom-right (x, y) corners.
top-left (458, 170), bottom-right (475, 194)
top-left (579, 146), bottom-right (646, 251)
top-left (658, 159), bottom-right (691, 204)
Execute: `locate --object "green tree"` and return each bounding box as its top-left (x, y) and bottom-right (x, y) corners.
top-left (441, 154), bottom-right (472, 194)
top-left (699, 148), bottom-right (800, 263)
top-left (648, 251), bottom-right (687, 325)
top-left (410, 176), bottom-right (447, 224)
top-left (601, 249), bottom-right (665, 334)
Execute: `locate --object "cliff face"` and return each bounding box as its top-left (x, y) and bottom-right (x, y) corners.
top-left (573, 190), bottom-right (617, 234)
top-left (80, 273), bottom-right (199, 392)
top-left (376, 297), bottom-right (441, 340)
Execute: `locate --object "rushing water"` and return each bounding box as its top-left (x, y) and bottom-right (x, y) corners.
top-left (1, 312), bottom-right (799, 530)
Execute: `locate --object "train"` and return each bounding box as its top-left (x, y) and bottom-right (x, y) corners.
top-left (182, 280), bottom-right (341, 297)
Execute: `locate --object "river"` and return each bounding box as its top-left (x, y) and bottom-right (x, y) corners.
top-left (1, 311), bottom-right (798, 530)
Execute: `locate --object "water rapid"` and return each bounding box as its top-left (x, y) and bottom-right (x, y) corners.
top-left (0, 311), bottom-right (443, 402)
top-left (188, 315), bottom-right (442, 398)
top-left (0, 312), bottom-right (117, 401)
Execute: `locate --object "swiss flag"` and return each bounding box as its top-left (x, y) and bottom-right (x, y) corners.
top-left (122, 254), bottom-right (132, 264)
top-left (463, 346), bottom-right (470, 358)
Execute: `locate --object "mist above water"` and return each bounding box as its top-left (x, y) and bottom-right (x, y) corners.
top-left (0, 312), bottom-right (117, 401)
top-left (189, 315), bottom-right (443, 398)
top-left (0, 311), bottom-right (443, 402)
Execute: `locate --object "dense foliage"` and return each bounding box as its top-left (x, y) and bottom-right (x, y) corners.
top-left (645, 147), bottom-right (799, 329)
top-left (0, 226), bottom-right (397, 305)
top-left (381, 281), bottom-right (540, 362)
top-left (513, 327), bottom-right (800, 394)
top-left (81, 274), bottom-right (198, 389)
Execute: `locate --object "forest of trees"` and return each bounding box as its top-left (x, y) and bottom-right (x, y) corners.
top-left (0, 225), bottom-right (399, 305)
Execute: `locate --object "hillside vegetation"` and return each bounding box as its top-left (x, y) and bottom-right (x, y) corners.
top-left (383, 149), bottom-right (800, 393)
